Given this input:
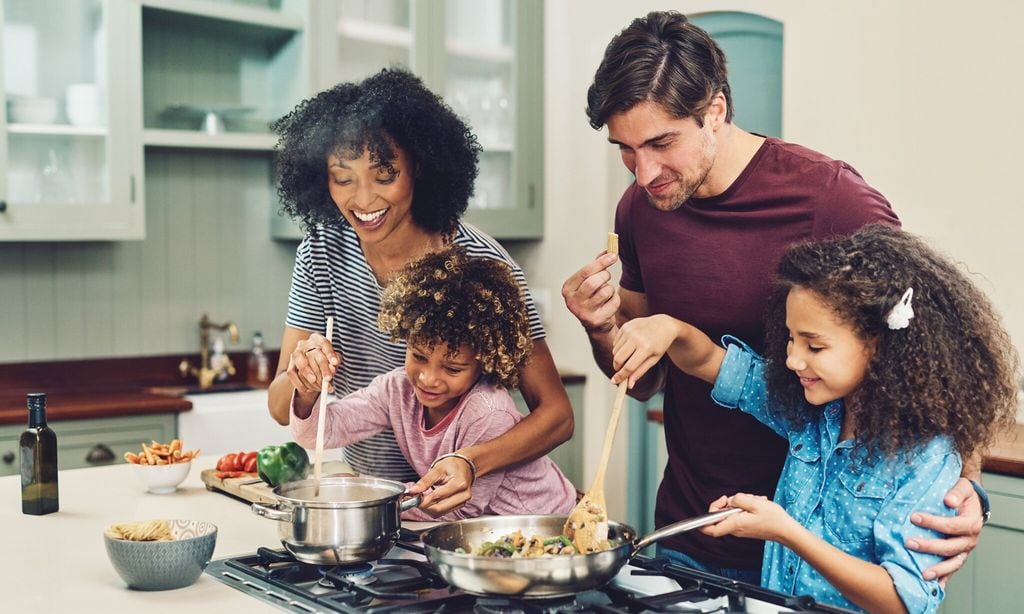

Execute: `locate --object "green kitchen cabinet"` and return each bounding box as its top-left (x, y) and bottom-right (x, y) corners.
top-left (0, 0), bottom-right (144, 240)
top-left (135, 0), bottom-right (314, 245)
top-left (939, 471), bottom-right (1024, 613)
top-left (510, 378), bottom-right (584, 489)
top-left (272, 0), bottom-right (543, 241)
top-left (0, 412), bottom-right (177, 476)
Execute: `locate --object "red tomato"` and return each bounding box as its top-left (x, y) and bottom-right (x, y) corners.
top-left (217, 453), bottom-right (237, 472)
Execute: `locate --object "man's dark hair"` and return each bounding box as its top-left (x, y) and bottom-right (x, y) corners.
top-left (586, 11), bottom-right (733, 130)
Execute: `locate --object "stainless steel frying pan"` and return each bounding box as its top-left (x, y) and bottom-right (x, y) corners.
top-left (420, 508), bottom-right (741, 597)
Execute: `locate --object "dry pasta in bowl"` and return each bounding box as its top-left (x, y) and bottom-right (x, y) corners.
top-left (103, 519), bottom-right (218, 591)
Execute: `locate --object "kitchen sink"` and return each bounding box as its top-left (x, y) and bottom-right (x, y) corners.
top-left (146, 382), bottom-right (254, 397)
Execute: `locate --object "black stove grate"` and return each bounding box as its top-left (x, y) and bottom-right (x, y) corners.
top-left (207, 544), bottom-right (858, 613)
top-left (629, 555), bottom-right (856, 613)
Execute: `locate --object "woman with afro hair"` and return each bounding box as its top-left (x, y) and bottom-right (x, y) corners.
top-left (267, 69), bottom-right (573, 516)
top-left (610, 225), bottom-right (1018, 612)
top-left (290, 247), bottom-right (577, 520)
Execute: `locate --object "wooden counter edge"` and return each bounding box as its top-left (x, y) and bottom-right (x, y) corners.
top-left (0, 392), bottom-right (192, 425)
top-left (645, 409), bottom-right (1024, 479)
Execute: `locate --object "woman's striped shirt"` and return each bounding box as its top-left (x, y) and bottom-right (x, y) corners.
top-left (285, 221), bottom-right (545, 481)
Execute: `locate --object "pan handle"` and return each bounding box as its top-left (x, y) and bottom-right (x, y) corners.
top-left (631, 507), bottom-right (743, 555)
top-left (400, 493), bottom-right (422, 511)
top-left (251, 501), bottom-right (294, 522)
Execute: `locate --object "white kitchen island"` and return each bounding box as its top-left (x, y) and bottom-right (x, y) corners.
top-left (1, 455), bottom-right (291, 612)
top-left (1, 455), bottom-right (806, 613)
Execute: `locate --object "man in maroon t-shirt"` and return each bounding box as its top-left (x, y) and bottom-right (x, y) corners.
top-left (562, 10), bottom-right (984, 583)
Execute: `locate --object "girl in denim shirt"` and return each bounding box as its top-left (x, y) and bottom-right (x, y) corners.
top-left (610, 225), bottom-right (1018, 613)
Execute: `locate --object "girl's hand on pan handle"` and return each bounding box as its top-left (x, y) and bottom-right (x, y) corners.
top-left (406, 456), bottom-right (474, 516)
top-left (700, 493), bottom-right (798, 543)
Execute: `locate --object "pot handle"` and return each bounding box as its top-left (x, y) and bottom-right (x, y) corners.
top-left (400, 493), bottom-right (422, 512)
top-left (251, 501), bottom-right (294, 522)
top-left (631, 507), bottom-right (743, 556)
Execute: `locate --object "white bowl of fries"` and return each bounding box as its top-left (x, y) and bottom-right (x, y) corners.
top-left (124, 439), bottom-right (199, 494)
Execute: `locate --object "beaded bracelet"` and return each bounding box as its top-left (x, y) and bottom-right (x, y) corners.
top-left (430, 452), bottom-right (478, 485)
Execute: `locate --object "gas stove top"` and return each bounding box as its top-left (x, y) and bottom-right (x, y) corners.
top-left (206, 538), bottom-right (853, 613)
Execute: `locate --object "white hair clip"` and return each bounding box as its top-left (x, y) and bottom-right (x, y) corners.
top-left (885, 288), bottom-right (914, 330)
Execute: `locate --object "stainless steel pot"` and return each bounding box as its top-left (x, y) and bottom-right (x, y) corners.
top-left (251, 475), bottom-right (420, 565)
top-left (420, 509), bottom-right (740, 597)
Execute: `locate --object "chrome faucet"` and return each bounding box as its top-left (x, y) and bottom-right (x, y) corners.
top-left (179, 314), bottom-right (240, 389)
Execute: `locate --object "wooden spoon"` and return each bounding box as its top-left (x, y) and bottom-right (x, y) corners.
top-left (564, 380), bottom-right (629, 552)
top-left (312, 316), bottom-right (334, 498)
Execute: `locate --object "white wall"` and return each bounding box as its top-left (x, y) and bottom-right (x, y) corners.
top-left (529, 0), bottom-right (1024, 522)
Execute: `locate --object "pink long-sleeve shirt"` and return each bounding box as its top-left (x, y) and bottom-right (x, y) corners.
top-left (291, 368), bottom-right (577, 521)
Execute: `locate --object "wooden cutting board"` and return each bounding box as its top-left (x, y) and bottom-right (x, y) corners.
top-left (200, 469), bottom-right (277, 504)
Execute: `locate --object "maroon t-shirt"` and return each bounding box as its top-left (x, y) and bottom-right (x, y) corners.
top-left (617, 137), bottom-right (900, 570)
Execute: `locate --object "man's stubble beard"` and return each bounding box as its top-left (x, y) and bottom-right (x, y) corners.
top-left (643, 128), bottom-right (717, 212)
top-left (643, 163), bottom-right (712, 212)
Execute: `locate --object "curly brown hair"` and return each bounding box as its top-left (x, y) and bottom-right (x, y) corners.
top-left (378, 247), bottom-right (533, 389)
top-left (272, 68), bottom-right (481, 234)
top-left (764, 225), bottom-right (1019, 461)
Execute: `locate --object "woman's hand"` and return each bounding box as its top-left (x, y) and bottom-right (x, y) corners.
top-left (611, 314), bottom-right (678, 388)
top-left (701, 493), bottom-right (798, 543)
top-left (405, 455), bottom-right (474, 516)
top-left (287, 332), bottom-right (340, 396)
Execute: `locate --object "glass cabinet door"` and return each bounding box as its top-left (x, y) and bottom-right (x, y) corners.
top-left (0, 0), bottom-right (141, 240)
top-left (442, 0), bottom-right (542, 239)
top-left (334, 0), bottom-right (414, 82)
top-left (445, 0), bottom-right (514, 212)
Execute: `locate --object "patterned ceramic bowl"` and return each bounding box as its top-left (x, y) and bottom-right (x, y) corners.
top-left (104, 519), bottom-right (217, 591)
top-left (132, 460), bottom-right (191, 494)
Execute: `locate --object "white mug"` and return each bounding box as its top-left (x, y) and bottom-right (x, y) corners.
top-left (65, 83), bottom-right (102, 127)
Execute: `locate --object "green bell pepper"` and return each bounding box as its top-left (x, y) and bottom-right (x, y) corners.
top-left (257, 441), bottom-right (310, 487)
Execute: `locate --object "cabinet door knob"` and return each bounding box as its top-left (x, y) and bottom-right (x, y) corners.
top-left (2, 451), bottom-right (14, 464)
top-left (86, 443), bottom-right (115, 464)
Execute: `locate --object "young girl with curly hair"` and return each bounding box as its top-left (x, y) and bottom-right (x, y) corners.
top-left (610, 225), bottom-right (1018, 613)
top-left (290, 247), bottom-right (577, 520)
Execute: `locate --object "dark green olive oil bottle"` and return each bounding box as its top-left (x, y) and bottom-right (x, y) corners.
top-left (21, 393), bottom-right (59, 515)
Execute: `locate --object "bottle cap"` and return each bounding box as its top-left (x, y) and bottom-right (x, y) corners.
top-left (27, 392), bottom-right (46, 411)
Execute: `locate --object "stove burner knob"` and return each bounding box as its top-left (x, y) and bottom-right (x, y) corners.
top-left (2, 451), bottom-right (14, 464)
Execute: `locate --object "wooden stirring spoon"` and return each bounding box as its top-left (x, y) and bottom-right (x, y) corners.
top-left (312, 316), bottom-right (334, 498)
top-left (564, 380), bottom-right (629, 553)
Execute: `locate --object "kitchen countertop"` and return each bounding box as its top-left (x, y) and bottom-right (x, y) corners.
top-left (1, 455), bottom-right (283, 611)
top-left (645, 409), bottom-right (1024, 479)
top-left (983, 422), bottom-right (1024, 477)
top-left (0, 370), bottom-right (585, 427)
top-left (3, 453), bottom-right (653, 612)
top-left (0, 389), bottom-right (192, 425)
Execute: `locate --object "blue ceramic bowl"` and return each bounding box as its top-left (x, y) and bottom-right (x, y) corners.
top-left (104, 519), bottom-right (217, 591)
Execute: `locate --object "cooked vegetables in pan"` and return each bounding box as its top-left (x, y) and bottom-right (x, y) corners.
top-left (457, 529), bottom-right (607, 557)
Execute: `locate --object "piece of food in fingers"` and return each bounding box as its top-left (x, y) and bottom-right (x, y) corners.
top-left (607, 231), bottom-right (619, 255)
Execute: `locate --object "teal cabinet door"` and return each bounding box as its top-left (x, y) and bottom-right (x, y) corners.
top-left (690, 12), bottom-right (783, 138)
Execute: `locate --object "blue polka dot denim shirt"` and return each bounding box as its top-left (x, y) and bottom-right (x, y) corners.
top-left (710, 336), bottom-right (960, 613)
